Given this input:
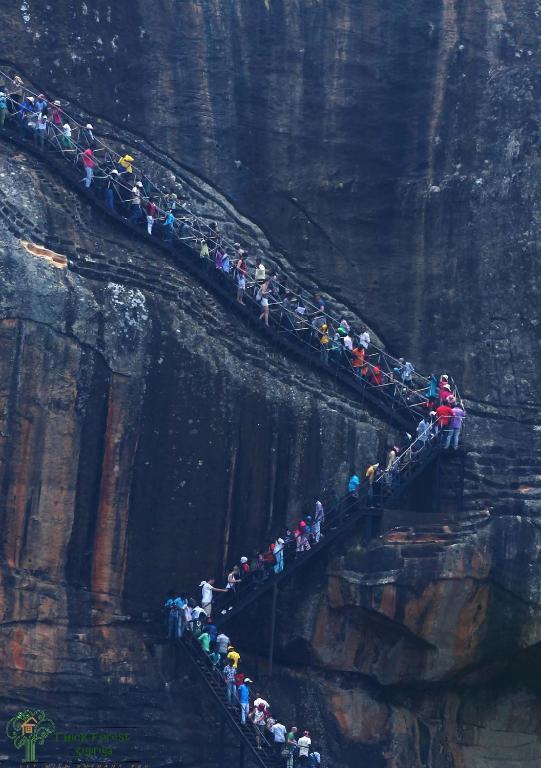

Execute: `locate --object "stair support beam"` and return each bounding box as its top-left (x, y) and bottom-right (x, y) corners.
top-left (268, 582), bottom-right (278, 678)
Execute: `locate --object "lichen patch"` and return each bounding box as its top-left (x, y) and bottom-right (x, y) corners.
top-left (20, 240), bottom-right (67, 269)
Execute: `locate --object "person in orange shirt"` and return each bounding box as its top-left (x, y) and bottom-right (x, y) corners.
top-left (351, 346), bottom-right (365, 377)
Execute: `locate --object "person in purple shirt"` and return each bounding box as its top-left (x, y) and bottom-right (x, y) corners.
top-left (445, 406), bottom-right (465, 449)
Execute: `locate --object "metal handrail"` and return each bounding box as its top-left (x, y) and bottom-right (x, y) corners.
top-left (178, 633), bottom-right (281, 767)
top-left (212, 427), bottom-right (445, 622)
top-left (0, 68), bottom-right (463, 416)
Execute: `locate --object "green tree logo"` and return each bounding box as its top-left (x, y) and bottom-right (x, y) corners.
top-left (6, 709), bottom-right (55, 762)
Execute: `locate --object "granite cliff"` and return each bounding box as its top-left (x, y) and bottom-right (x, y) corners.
top-left (0, 1), bottom-right (540, 766)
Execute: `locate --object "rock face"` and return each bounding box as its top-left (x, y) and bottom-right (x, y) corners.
top-left (0, 1), bottom-right (540, 766)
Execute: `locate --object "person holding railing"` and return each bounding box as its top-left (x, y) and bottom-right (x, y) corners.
top-left (254, 261), bottom-right (266, 293)
top-left (17, 94), bottom-right (34, 133)
top-left (258, 280), bottom-right (271, 326)
top-left (359, 329), bottom-right (370, 349)
top-left (416, 416), bottom-right (431, 447)
top-left (351, 344), bottom-right (365, 378)
top-left (81, 148), bottom-right (95, 188)
top-left (235, 251), bottom-right (248, 304)
top-left (394, 358), bottom-right (415, 386)
top-left (61, 121), bottom-right (75, 150)
top-left (145, 197), bottom-right (158, 235)
top-left (118, 153), bottom-right (134, 175)
top-left (435, 402), bottom-right (453, 440)
top-left (444, 404), bottom-right (465, 449)
top-left (79, 123), bottom-right (95, 148)
top-left (34, 112), bottom-right (47, 150)
top-left (385, 446), bottom-right (399, 486)
top-left (128, 181), bottom-right (144, 222)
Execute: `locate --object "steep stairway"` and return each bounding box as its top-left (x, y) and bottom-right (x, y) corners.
top-left (178, 633), bottom-right (283, 768)
top-left (213, 433), bottom-right (444, 627)
top-left (0, 84), bottom-right (464, 433)
top-left (0, 74), bottom-right (467, 766)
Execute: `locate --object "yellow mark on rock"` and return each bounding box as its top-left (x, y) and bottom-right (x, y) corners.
top-left (20, 240), bottom-right (67, 269)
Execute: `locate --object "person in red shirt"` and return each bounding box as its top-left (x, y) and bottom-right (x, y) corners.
top-left (369, 365), bottom-right (383, 386)
top-left (82, 148), bottom-right (95, 188)
top-left (146, 197), bottom-right (158, 235)
top-left (435, 404), bottom-right (454, 434)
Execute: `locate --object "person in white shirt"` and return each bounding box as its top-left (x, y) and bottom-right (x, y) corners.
top-left (192, 605), bottom-right (207, 620)
top-left (216, 632), bottom-right (230, 659)
top-left (199, 578), bottom-right (226, 617)
top-left (271, 721), bottom-right (287, 756)
top-left (314, 500), bottom-right (325, 543)
top-left (273, 537), bottom-right (285, 573)
top-left (297, 731), bottom-right (312, 765)
top-left (359, 330), bottom-right (371, 349)
top-left (253, 695), bottom-right (270, 710)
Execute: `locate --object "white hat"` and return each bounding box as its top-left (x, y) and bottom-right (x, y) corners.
top-left (86, 123), bottom-right (93, 129)
top-left (63, 123), bottom-right (70, 129)
top-left (111, 169), bottom-right (119, 175)
top-left (53, 100), bottom-right (61, 106)
top-left (277, 538), bottom-right (284, 545)
top-left (27, 96), bottom-right (35, 103)
top-left (240, 556), bottom-right (248, 564)
top-left (136, 181), bottom-right (143, 187)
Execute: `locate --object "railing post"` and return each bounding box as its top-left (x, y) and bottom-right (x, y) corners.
top-left (239, 741), bottom-right (245, 768)
top-left (268, 581), bottom-right (278, 677)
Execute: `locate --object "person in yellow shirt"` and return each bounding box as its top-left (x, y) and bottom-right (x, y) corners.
top-left (118, 154), bottom-right (134, 174)
top-left (226, 646), bottom-right (241, 669)
top-left (365, 463), bottom-right (379, 506)
top-left (319, 324), bottom-right (330, 365)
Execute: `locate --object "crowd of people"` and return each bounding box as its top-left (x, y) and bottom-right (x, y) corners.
top-left (0, 71), bottom-right (464, 428)
top-left (2, 72), bottom-right (466, 767)
top-left (163, 370), bottom-right (465, 763)
top-left (165, 593), bottom-right (320, 766)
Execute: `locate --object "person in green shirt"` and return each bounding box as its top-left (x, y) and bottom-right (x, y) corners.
top-left (286, 727), bottom-right (298, 768)
top-left (198, 631), bottom-right (211, 653)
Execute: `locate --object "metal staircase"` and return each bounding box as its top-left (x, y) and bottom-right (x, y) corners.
top-left (0, 73), bottom-right (466, 768)
top-left (0, 71), bottom-right (462, 434)
top-left (178, 633), bottom-right (283, 768)
top-left (213, 432), bottom-right (444, 627)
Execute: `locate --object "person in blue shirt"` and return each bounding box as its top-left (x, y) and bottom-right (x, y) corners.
top-left (17, 95), bottom-right (35, 132)
top-left (237, 678), bottom-right (252, 724)
top-left (206, 618), bottom-right (218, 648)
top-left (164, 596), bottom-right (175, 639)
top-left (35, 94), bottom-right (48, 115)
top-left (347, 471), bottom-right (360, 496)
top-left (161, 210), bottom-right (175, 242)
top-left (0, 91), bottom-right (8, 130)
top-left (172, 595), bottom-right (187, 638)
